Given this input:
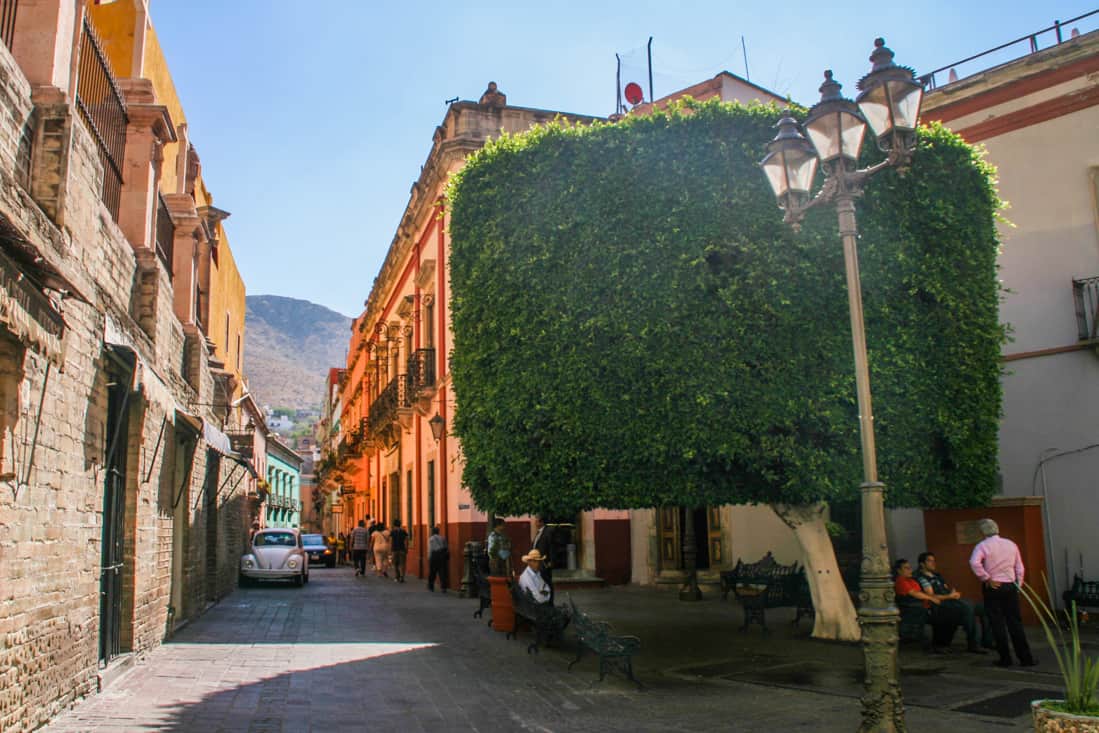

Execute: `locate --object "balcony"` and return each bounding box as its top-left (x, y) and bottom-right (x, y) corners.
top-left (75, 17), bottom-right (127, 220)
top-left (367, 374), bottom-right (411, 445)
top-left (1073, 276), bottom-right (1099, 342)
top-left (155, 194), bottom-right (174, 278)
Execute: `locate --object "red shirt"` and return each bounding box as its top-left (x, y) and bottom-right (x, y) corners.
top-left (894, 576), bottom-right (927, 608)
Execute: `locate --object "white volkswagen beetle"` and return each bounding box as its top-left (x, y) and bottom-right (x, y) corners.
top-left (240, 528), bottom-right (309, 587)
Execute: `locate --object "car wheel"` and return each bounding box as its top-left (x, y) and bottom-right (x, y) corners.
top-left (238, 573), bottom-right (250, 588)
top-left (326, 558), bottom-right (336, 568)
top-left (303, 570), bottom-right (309, 585)
top-left (294, 571), bottom-right (304, 587)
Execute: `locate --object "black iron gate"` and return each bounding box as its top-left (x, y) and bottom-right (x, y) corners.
top-left (99, 360), bottom-right (131, 666)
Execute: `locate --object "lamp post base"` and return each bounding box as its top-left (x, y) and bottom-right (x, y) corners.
top-left (859, 481), bottom-right (905, 733)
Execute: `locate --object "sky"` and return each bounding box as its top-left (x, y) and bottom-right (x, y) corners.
top-left (151, 1), bottom-right (1099, 318)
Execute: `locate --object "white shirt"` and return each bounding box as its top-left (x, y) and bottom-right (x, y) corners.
top-left (519, 565), bottom-right (551, 603)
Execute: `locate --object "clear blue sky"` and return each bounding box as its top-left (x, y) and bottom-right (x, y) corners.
top-left (151, 1), bottom-right (1098, 318)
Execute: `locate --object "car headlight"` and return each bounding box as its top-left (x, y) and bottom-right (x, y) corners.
top-left (288, 558), bottom-right (298, 569)
top-left (243, 559), bottom-right (254, 568)
top-left (324, 549), bottom-right (332, 554)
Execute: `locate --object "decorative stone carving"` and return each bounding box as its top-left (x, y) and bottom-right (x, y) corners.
top-left (478, 81), bottom-right (506, 108)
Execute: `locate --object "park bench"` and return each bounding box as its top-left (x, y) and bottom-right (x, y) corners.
top-left (897, 597), bottom-right (932, 643)
top-left (567, 595), bottom-right (642, 688)
top-left (1063, 575), bottom-right (1099, 612)
top-left (506, 585), bottom-right (571, 653)
top-left (720, 552), bottom-right (814, 633)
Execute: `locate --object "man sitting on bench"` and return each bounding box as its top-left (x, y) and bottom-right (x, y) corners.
top-left (519, 549), bottom-right (551, 604)
top-left (894, 558), bottom-right (954, 653)
top-left (917, 551), bottom-right (989, 655)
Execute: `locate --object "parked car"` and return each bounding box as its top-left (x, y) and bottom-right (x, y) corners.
top-left (302, 533), bottom-right (336, 568)
top-left (240, 528), bottom-right (308, 587)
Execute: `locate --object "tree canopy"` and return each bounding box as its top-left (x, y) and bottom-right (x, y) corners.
top-left (447, 100), bottom-right (1004, 517)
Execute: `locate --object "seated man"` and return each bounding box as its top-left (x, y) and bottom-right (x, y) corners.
top-left (518, 549), bottom-right (552, 604)
top-left (894, 558), bottom-right (953, 653)
top-left (917, 551), bottom-right (989, 655)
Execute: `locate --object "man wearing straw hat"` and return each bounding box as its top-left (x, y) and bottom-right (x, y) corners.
top-left (519, 549), bottom-right (552, 604)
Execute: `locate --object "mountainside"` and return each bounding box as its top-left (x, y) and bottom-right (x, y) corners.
top-left (244, 295), bottom-right (351, 412)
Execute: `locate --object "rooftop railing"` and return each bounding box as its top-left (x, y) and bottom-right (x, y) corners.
top-left (1073, 276), bottom-right (1099, 342)
top-left (1, 0), bottom-right (17, 50)
top-left (922, 10), bottom-right (1099, 91)
top-left (76, 17), bottom-right (127, 220)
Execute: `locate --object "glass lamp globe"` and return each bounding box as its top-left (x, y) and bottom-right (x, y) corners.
top-left (760, 111), bottom-right (818, 211)
top-left (856, 38), bottom-right (924, 154)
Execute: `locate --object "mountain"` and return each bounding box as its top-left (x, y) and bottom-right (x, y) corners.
top-left (244, 295), bottom-right (351, 412)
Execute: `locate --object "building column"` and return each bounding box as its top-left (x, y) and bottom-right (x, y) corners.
top-left (115, 78), bottom-right (175, 255)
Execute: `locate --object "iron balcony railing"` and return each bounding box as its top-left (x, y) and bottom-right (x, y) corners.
top-left (76, 17), bottom-right (127, 221)
top-left (155, 194), bottom-right (174, 278)
top-left (368, 374), bottom-right (411, 437)
top-left (408, 348), bottom-right (436, 393)
top-left (922, 10), bottom-right (1099, 91)
top-left (1, 0), bottom-right (16, 50)
top-left (1073, 276), bottom-right (1099, 341)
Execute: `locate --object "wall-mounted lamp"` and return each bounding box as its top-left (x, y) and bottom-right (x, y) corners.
top-left (428, 413), bottom-right (445, 442)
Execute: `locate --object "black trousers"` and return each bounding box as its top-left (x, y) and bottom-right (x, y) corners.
top-left (352, 549), bottom-right (367, 575)
top-left (982, 583), bottom-right (1033, 664)
top-left (428, 550), bottom-right (449, 590)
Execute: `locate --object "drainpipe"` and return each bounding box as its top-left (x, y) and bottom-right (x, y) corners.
top-left (1034, 443), bottom-right (1099, 604)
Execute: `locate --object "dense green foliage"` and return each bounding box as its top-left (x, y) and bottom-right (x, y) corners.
top-left (448, 100), bottom-right (1003, 516)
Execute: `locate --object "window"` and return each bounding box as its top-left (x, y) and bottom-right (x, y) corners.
top-left (424, 300), bottom-right (435, 348)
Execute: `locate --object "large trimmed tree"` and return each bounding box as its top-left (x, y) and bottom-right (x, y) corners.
top-left (447, 100), bottom-right (1004, 640)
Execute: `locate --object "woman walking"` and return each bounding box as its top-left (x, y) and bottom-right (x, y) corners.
top-left (371, 523), bottom-right (392, 578)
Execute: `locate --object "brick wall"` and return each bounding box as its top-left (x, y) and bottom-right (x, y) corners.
top-left (0, 34), bottom-right (253, 732)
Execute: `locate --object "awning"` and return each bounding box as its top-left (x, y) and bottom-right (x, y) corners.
top-left (104, 315), bottom-right (180, 417)
top-left (174, 408), bottom-right (203, 434)
top-left (203, 420), bottom-right (233, 455)
top-left (0, 247), bottom-right (65, 366)
top-left (0, 216), bottom-right (91, 304)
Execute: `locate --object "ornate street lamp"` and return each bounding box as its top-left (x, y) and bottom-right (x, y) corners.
top-left (429, 413), bottom-right (445, 442)
top-left (760, 38), bottom-right (923, 733)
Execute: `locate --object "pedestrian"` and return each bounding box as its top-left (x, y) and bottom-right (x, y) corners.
top-left (427, 526), bottom-right (449, 592)
top-left (372, 521), bottom-right (391, 578)
top-left (518, 549), bottom-right (551, 604)
top-left (367, 517), bottom-right (381, 572)
top-left (531, 515), bottom-right (554, 602)
top-left (390, 519), bottom-right (409, 583)
top-left (486, 517), bottom-right (512, 577)
top-left (350, 520), bottom-right (370, 577)
top-left (336, 532), bottom-right (346, 565)
top-left (968, 518), bottom-right (1037, 668)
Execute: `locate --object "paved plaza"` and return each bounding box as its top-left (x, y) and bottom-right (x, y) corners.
top-left (43, 566), bottom-right (1072, 732)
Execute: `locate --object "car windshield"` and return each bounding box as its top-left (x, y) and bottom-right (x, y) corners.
top-left (302, 534), bottom-right (325, 545)
top-left (254, 532), bottom-right (297, 547)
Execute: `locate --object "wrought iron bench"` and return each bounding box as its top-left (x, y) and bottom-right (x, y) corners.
top-left (897, 597), bottom-right (932, 642)
top-left (720, 552), bottom-right (814, 633)
top-left (1063, 575), bottom-right (1099, 612)
top-left (567, 595), bottom-right (642, 688)
top-left (506, 585), bottom-right (571, 653)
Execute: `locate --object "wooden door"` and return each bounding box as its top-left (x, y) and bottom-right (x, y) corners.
top-left (658, 507), bottom-right (681, 570)
top-left (707, 506), bottom-right (725, 568)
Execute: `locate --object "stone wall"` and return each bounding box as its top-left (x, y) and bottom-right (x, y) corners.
top-left (0, 30), bottom-right (252, 733)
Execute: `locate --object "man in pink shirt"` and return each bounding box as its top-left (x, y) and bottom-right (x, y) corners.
top-left (969, 518), bottom-right (1036, 668)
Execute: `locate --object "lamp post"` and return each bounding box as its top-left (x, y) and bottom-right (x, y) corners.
top-left (760, 38), bottom-right (923, 733)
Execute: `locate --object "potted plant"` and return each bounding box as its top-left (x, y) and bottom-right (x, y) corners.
top-left (1019, 581), bottom-right (1099, 731)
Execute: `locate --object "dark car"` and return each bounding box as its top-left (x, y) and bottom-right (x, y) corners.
top-left (302, 533), bottom-right (336, 568)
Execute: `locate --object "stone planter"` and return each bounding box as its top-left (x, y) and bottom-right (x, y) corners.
top-left (488, 576), bottom-right (514, 633)
top-left (1032, 700), bottom-right (1099, 732)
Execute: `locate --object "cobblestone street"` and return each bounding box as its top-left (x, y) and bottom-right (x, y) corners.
top-left (43, 566), bottom-right (1055, 732)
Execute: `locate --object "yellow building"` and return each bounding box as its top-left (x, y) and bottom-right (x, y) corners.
top-left (89, 0), bottom-right (248, 415)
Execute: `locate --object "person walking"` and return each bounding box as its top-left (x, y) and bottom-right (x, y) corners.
top-left (427, 526), bottom-right (449, 592)
top-left (390, 519), bottom-right (409, 583)
top-left (371, 522), bottom-right (391, 578)
top-left (336, 532), bottom-right (347, 566)
top-left (969, 518), bottom-right (1036, 668)
top-left (350, 520), bottom-right (370, 577)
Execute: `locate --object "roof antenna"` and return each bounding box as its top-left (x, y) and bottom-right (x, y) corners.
top-left (742, 36), bottom-right (750, 82)
top-left (445, 96), bottom-right (459, 105)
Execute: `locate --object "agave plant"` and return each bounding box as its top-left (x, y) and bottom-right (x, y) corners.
top-left (1019, 578), bottom-right (1099, 715)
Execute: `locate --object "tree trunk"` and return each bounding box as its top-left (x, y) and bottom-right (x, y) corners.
top-left (771, 502), bottom-right (861, 642)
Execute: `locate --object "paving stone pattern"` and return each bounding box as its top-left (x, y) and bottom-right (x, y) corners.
top-left (43, 567), bottom-right (1054, 732)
